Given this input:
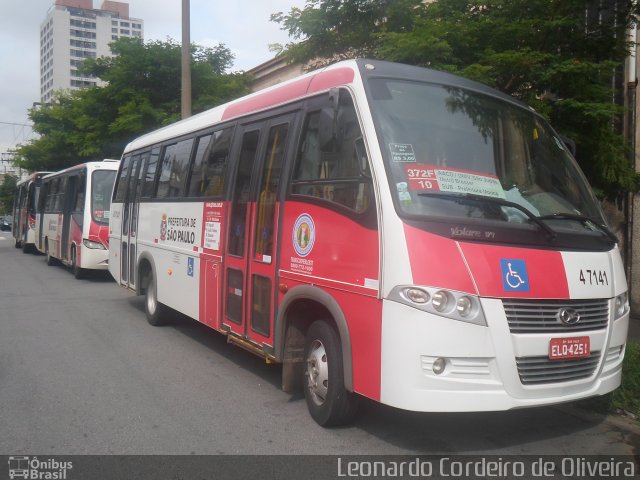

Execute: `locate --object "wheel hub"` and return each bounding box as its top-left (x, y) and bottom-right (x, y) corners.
top-left (306, 339), bottom-right (329, 406)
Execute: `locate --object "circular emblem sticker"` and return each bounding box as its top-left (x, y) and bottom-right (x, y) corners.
top-left (293, 213), bottom-right (315, 257)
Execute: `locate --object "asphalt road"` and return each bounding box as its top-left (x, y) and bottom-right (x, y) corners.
top-left (0, 230), bottom-right (638, 456)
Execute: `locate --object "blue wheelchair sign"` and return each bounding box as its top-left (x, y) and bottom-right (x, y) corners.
top-left (500, 259), bottom-right (529, 292)
top-left (187, 257), bottom-right (194, 277)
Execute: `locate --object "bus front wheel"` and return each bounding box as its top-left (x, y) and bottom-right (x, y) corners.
top-left (71, 246), bottom-right (84, 279)
top-left (45, 240), bottom-right (56, 266)
top-left (144, 273), bottom-right (169, 326)
top-left (303, 320), bottom-right (360, 427)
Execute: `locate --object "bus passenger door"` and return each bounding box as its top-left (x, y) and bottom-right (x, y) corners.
top-left (121, 154), bottom-right (145, 290)
top-left (223, 114), bottom-right (295, 348)
top-left (61, 175), bottom-right (78, 262)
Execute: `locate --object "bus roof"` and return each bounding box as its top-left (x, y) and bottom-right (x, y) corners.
top-left (42, 159), bottom-right (120, 181)
top-left (16, 171), bottom-right (54, 186)
top-left (123, 60), bottom-right (360, 154)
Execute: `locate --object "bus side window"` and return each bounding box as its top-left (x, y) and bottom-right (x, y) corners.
top-left (185, 128), bottom-right (234, 199)
top-left (142, 148), bottom-right (160, 198)
top-left (55, 178), bottom-right (67, 213)
top-left (39, 181), bottom-right (49, 213)
top-left (228, 130), bottom-right (260, 257)
top-left (44, 179), bottom-right (55, 212)
top-left (186, 134), bottom-right (213, 198)
top-left (291, 92), bottom-right (372, 214)
top-left (254, 122), bottom-right (289, 259)
top-left (156, 138), bottom-right (194, 198)
top-left (72, 172), bottom-right (86, 229)
top-left (113, 155), bottom-right (132, 203)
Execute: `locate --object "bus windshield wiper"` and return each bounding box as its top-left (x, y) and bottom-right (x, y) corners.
top-left (536, 212), bottom-right (618, 244)
top-left (416, 191), bottom-right (557, 242)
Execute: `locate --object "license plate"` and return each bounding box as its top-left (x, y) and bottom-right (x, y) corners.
top-left (549, 336), bottom-right (590, 360)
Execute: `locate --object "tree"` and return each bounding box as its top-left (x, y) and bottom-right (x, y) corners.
top-left (272, 0), bottom-right (640, 199)
top-left (16, 38), bottom-right (250, 171)
top-left (0, 174), bottom-right (17, 214)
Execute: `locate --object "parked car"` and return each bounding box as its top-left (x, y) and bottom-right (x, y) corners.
top-left (1, 215), bottom-right (12, 231)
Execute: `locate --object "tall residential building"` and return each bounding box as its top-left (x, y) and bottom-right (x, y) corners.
top-left (40, 0), bottom-right (143, 103)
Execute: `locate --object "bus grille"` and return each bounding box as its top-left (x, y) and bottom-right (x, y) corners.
top-left (503, 299), bottom-right (609, 334)
top-left (516, 352), bottom-right (600, 385)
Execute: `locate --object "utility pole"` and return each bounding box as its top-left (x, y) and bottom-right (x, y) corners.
top-left (181, 0), bottom-right (192, 119)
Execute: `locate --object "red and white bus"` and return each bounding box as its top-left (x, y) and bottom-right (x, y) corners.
top-left (38, 160), bottom-right (119, 278)
top-left (109, 59), bottom-right (629, 426)
top-left (12, 171), bottom-right (52, 253)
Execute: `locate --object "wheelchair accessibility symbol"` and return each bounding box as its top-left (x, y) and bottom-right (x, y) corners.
top-left (500, 259), bottom-right (529, 292)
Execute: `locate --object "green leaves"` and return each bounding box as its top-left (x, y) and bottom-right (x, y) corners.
top-left (272, 0), bottom-right (640, 198)
top-left (17, 38), bottom-right (250, 171)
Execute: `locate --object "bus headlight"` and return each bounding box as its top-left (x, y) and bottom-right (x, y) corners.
top-left (456, 296), bottom-right (474, 317)
top-left (403, 288), bottom-right (430, 304)
top-left (390, 286), bottom-right (486, 326)
top-left (614, 292), bottom-right (629, 319)
top-left (83, 239), bottom-right (106, 250)
top-left (432, 290), bottom-right (450, 312)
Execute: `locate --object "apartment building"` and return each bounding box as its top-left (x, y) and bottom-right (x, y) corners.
top-left (40, 0), bottom-right (143, 103)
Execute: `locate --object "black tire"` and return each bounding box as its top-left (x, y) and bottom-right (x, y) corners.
top-left (45, 240), bottom-right (56, 266)
top-left (303, 320), bottom-right (360, 427)
top-left (71, 246), bottom-right (84, 279)
top-left (21, 240), bottom-right (31, 253)
top-left (144, 273), bottom-right (170, 326)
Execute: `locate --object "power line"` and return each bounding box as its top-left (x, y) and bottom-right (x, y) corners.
top-left (0, 121), bottom-right (33, 127)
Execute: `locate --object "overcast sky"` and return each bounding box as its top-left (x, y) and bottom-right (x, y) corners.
top-left (0, 0), bottom-right (305, 159)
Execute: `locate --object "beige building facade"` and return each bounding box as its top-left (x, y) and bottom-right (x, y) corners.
top-left (40, 0), bottom-right (143, 103)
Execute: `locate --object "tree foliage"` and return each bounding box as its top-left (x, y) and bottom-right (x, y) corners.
top-left (272, 0), bottom-right (640, 198)
top-left (17, 38), bottom-right (249, 172)
top-left (0, 174), bottom-right (17, 214)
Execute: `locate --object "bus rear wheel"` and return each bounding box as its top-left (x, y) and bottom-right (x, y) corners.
top-left (303, 320), bottom-right (360, 427)
top-left (144, 273), bottom-right (169, 326)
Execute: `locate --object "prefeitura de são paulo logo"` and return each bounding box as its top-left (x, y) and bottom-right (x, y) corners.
top-left (160, 213), bottom-right (167, 241)
top-left (292, 213), bottom-right (315, 257)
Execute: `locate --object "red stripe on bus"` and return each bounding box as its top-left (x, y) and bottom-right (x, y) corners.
top-left (459, 242), bottom-right (570, 299)
top-left (221, 68), bottom-right (355, 121)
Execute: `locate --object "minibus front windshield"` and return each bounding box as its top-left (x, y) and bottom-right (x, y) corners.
top-left (92, 170), bottom-right (116, 225)
top-left (369, 78), bottom-right (610, 241)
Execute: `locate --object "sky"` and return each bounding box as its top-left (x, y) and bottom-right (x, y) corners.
top-left (0, 0), bottom-right (305, 160)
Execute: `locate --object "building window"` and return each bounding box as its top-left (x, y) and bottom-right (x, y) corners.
top-left (120, 29), bottom-right (130, 35)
